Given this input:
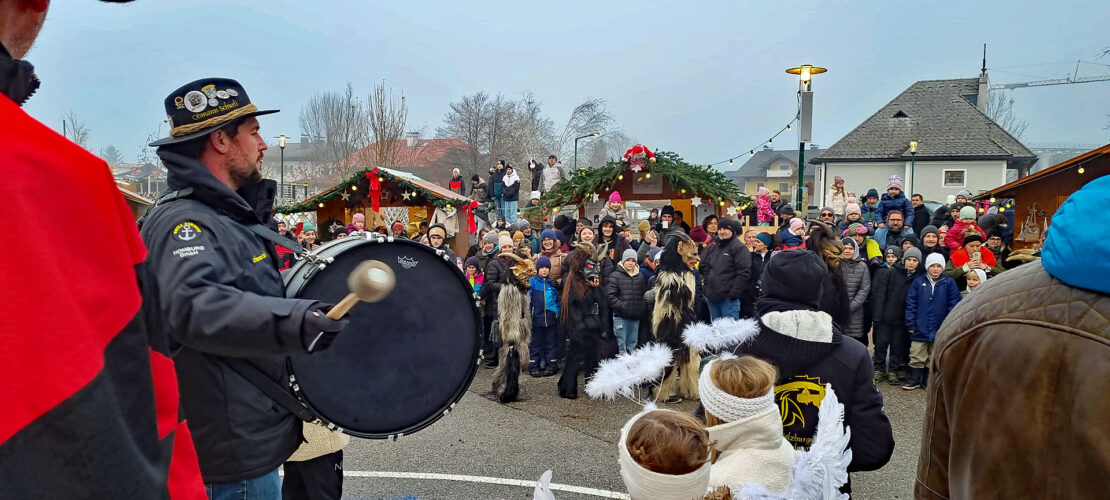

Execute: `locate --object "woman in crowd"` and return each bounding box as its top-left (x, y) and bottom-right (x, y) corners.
top-left (839, 237), bottom-right (871, 344)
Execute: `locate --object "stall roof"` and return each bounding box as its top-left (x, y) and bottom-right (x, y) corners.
top-left (117, 183), bottom-right (154, 206)
top-left (276, 166), bottom-right (473, 214)
top-left (974, 144), bottom-right (1110, 199)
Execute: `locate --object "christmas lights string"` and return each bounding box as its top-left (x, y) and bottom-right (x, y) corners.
top-left (705, 115), bottom-right (800, 169)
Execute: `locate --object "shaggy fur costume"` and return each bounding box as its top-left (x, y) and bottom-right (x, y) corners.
top-left (652, 234), bottom-right (701, 400)
top-left (492, 253), bottom-right (535, 402)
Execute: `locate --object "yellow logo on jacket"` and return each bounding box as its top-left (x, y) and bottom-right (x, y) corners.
top-left (252, 252), bottom-right (267, 263)
top-left (775, 375), bottom-right (826, 433)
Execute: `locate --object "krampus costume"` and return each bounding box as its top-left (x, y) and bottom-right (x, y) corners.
top-left (491, 253), bottom-right (536, 402)
top-left (651, 231), bottom-right (702, 402)
top-left (558, 243), bottom-right (611, 399)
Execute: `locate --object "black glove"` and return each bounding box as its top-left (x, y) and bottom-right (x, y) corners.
top-left (301, 304), bottom-right (350, 353)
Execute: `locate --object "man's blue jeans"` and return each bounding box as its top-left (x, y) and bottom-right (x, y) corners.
top-left (706, 298), bottom-right (741, 321)
top-left (613, 316), bottom-right (640, 354)
top-left (205, 468), bottom-right (280, 500)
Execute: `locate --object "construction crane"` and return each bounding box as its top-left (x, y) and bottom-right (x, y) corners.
top-left (992, 59), bottom-right (1110, 90)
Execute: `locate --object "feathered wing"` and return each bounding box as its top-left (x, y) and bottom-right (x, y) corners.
top-left (533, 470), bottom-right (556, 500)
top-left (732, 383), bottom-right (851, 500)
top-left (585, 343), bottom-right (673, 401)
top-left (682, 317), bottom-right (760, 352)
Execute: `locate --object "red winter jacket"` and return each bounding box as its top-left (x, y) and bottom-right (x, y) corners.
top-left (0, 95), bottom-right (205, 499)
top-left (945, 221), bottom-right (985, 253)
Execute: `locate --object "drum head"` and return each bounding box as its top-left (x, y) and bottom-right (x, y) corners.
top-left (286, 237), bottom-right (480, 438)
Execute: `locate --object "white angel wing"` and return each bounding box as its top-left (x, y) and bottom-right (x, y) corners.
top-left (681, 317), bottom-right (760, 352)
top-left (731, 383), bottom-right (851, 500)
top-left (585, 343), bottom-right (672, 400)
top-left (533, 469), bottom-right (556, 500)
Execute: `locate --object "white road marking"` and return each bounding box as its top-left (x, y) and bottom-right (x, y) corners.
top-left (281, 469), bottom-right (630, 498)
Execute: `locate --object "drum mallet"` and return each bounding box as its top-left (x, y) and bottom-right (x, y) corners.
top-left (326, 260), bottom-right (396, 320)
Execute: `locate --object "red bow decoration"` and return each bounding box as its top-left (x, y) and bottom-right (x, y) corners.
top-left (365, 168), bottom-right (381, 212)
top-left (463, 200), bottom-right (479, 234)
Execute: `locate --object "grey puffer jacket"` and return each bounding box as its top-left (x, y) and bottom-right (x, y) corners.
top-left (840, 257), bottom-right (871, 338)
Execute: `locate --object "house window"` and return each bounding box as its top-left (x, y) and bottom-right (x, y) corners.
top-left (943, 170), bottom-right (966, 187)
top-left (756, 182), bottom-right (765, 190)
top-left (778, 182), bottom-right (790, 193)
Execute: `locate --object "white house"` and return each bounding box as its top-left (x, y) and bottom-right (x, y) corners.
top-left (811, 72), bottom-right (1036, 205)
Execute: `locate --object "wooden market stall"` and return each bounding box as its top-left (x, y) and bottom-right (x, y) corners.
top-left (974, 144), bottom-right (1109, 250)
top-left (117, 183), bottom-right (153, 220)
top-left (541, 151), bottom-right (748, 233)
top-left (275, 166), bottom-right (477, 257)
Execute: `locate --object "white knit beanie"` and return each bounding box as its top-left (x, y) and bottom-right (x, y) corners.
top-left (618, 409), bottom-right (711, 500)
top-left (698, 357), bottom-right (776, 423)
top-left (925, 252), bottom-right (945, 270)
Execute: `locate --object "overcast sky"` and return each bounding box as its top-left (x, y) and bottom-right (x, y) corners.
top-left (22, 0), bottom-right (1110, 166)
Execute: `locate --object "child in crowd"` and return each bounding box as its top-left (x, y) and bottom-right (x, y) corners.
top-left (900, 234), bottom-right (919, 252)
top-left (755, 187), bottom-right (776, 226)
top-left (778, 218), bottom-right (805, 249)
top-left (945, 206), bottom-right (986, 253)
top-left (700, 356), bottom-right (794, 494)
top-left (599, 191), bottom-right (629, 224)
top-left (871, 247), bottom-right (921, 385)
top-left (904, 253), bottom-right (961, 391)
top-left (464, 257), bottom-right (484, 295)
top-left (528, 257), bottom-right (560, 377)
top-left (876, 175), bottom-right (915, 228)
top-left (839, 237), bottom-right (872, 344)
top-left (618, 409), bottom-right (721, 500)
top-left (918, 225), bottom-right (949, 262)
top-left (963, 268), bottom-right (986, 294)
top-left (607, 249), bottom-right (649, 355)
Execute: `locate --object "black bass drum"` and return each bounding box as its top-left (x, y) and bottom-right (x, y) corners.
top-left (284, 233), bottom-right (481, 439)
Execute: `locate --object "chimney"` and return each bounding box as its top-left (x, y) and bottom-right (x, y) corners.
top-left (405, 132), bottom-right (419, 148)
top-left (977, 44), bottom-right (989, 113)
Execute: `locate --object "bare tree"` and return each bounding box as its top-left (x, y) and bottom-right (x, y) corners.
top-left (63, 109), bottom-right (91, 149)
top-left (436, 91), bottom-right (490, 177)
top-left (136, 130), bottom-right (160, 166)
top-left (298, 83), bottom-right (369, 182)
top-left (100, 145), bottom-right (125, 167)
top-left (553, 98), bottom-right (614, 165)
top-left (986, 90), bottom-right (1028, 139)
top-left (359, 81), bottom-right (408, 168)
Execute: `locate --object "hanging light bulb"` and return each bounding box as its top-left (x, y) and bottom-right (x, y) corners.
top-left (719, 201), bottom-right (725, 206)
top-left (989, 196), bottom-right (995, 203)
top-left (351, 185), bottom-right (357, 191)
top-left (787, 124), bottom-right (792, 131)
top-left (681, 189), bottom-right (687, 194)
top-left (445, 204), bottom-right (452, 210)
top-left (646, 173), bottom-right (652, 179)
top-left (729, 158), bottom-right (734, 166)
top-left (378, 177), bottom-right (384, 182)
top-left (618, 174), bottom-right (624, 180)
top-left (767, 139), bottom-right (773, 146)
top-left (749, 150), bottom-right (754, 157)
top-left (1078, 166), bottom-right (1086, 174)
top-left (999, 207), bottom-right (1006, 212)
top-left (317, 202), bottom-right (324, 208)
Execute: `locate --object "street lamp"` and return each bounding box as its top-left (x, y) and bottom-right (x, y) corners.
top-left (908, 140), bottom-right (919, 195)
top-left (574, 132), bottom-right (600, 171)
top-left (785, 64), bottom-right (827, 212)
top-left (276, 135), bottom-right (288, 199)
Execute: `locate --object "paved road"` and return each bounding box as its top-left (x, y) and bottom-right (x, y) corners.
top-left (332, 363), bottom-right (925, 499)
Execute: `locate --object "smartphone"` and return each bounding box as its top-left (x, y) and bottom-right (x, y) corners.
top-left (973, 251), bottom-right (981, 261)
top-left (662, 221), bottom-right (670, 229)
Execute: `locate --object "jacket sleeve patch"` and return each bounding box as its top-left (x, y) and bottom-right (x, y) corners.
top-left (172, 222), bottom-right (202, 242)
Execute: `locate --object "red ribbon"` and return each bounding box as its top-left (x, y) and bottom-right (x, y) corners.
top-left (463, 201), bottom-right (479, 234)
top-left (365, 168), bottom-right (381, 212)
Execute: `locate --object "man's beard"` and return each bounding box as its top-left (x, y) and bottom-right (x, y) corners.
top-left (230, 152), bottom-right (264, 187)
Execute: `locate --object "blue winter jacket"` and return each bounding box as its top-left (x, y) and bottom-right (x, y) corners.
top-left (1043, 175), bottom-right (1110, 294)
top-left (529, 276), bottom-right (559, 327)
top-left (905, 273), bottom-right (962, 342)
top-left (875, 191), bottom-right (915, 228)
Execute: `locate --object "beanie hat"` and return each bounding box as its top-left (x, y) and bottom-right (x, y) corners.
top-left (900, 234), bottom-right (919, 248)
top-left (352, 213), bottom-right (365, 224)
top-left (530, 190), bottom-right (541, 200)
top-left (464, 256), bottom-right (480, 269)
top-left (618, 410), bottom-right (712, 500)
top-left (755, 233), bottom-right (772, 248)
top-left (865, 188), bottom-right (879, 200)
top-left (845, 198), bottom-right (862, 216)
top-left (789, 218), bottom-right (805, 233)
top-left (498, 234), bottom-right (514, 249)
top-left (921, 225), bottom-right (939, 240)
top-left (843, 222), bottom-right (868, 236)
top-left (887, 175), bottom-right (904, 191)
top-left (428, 224), bottom-right (447, 239)
top-left (301, 220), bottom-right (317, 232)
top-left (540, 228), bottom-right (558, 242)
top-left (517, 219), bottom-right (531, 229)
top-left (969, 268), bottom-right (987, 285)
top-left (780, 206), bottom-right (796, 218)
top-left (483, 232), bottom-right (499, 245)
top-left (471, 174), bottom-right (480, 182)
top-left (699, 357), bottom-right (776, 423)
top-left (578, 217), bottom-right (593, 228)
top-left (609, 191), bottom-right (622, 203)
top-left (885, 245), bottom-right (903, 259)
top-left (986, 225), bottom-right (1003, 239)
top-left (978, 214), bottom-right (997, 231)
top-left (820, 206), bottom-right (834, 215)
top-left (553, 214), bottom-right (571, 230)
top-left (757, 186), bottom-right (770, 197)
top-left (333, 226), bottom-right (348, 237)
top-left (761, 249), bottom-right (826, 309)
top-left (834, 175), bottom-right (844, 184)
top-left (512, 231), bottom-right (525, 244)
top-left (660, 205), bottom-right (675, 217)
top-left (840, 237), bottom-right (860, 259)
top-left (536, 256), bottom-right (551, 269)
top-left (925, 252), bottom-right (945, 269)
top-left (690, 225), bottom-right (709, 243)
top-left (903, 247), bottom-right (922, 262)
top-left (638, 220), bottom-right (650, 234)
top-left (956, 189), bottom-right (972, 199)
top-left (622, 249), bottom-right (638, 263)
top-left (962, 232), bottom-right (983, 245)
top-left (959, 206), bottom-right (976, 221)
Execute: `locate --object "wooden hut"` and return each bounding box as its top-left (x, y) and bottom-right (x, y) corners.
top-left (275, 166), bottom-right (477, 257)
top-left (116, 183), bottom-right (153, 219)
top-left (974, 144), bottom-right (1109, 250)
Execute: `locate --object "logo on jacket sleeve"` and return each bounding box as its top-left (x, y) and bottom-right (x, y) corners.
top-left (173, 222), bottom-right (201, 242)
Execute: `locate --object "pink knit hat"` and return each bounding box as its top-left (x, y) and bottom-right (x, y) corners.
top-left (845, 198), bottom-right (861, 216)
top-left (789, 218), bottom-right (805, 232)
top-left (757, 186), bottom-right (770, 197)
top-left (609, 191), bottom-right (622, 203)
top-left (352, 213), bottom-right (365, 223)
top-left (887, 175), bottom-right (904, 191)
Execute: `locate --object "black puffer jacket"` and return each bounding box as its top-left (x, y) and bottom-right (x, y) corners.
top-left (481, 254), bottom-right (510, 317)
top-left (139, 150), bottom-right (319, 482)
top-left (740, 251), bottom-right (771, 319)
top-left (700, 225), bottom-right (751, 303)
top-left (607, 265), bottom-right (649, 319)
top-left (870, 264), bottom-right (921, 324)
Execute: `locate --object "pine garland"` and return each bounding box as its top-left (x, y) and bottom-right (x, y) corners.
top-left (275, 167), bottom-right (491, 214)
top-left (540, 151), bottom-right (749, 209)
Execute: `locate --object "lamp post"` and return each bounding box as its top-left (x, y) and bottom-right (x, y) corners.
top-left (276, 135), bottom-right (288, 200)
top-left (908, 140), bottom-right (919, 195)
top-left (785, 64), bottom-right (826, 212)
top-left (574, 132), bottom-right (600, 171)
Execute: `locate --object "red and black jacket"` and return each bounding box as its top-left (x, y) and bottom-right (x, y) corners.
top-left (0, 94), bottom-right (205, 499)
